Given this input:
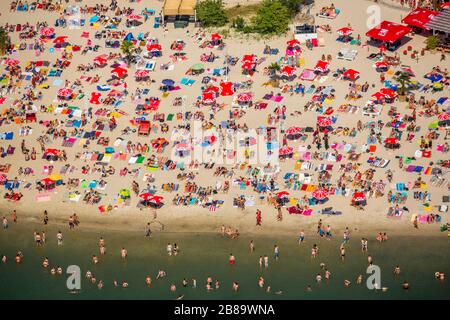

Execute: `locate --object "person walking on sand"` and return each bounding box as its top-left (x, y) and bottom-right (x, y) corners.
top-left (299, 230), bottom-right (305, 244)
top-left (413, 216), bottom-right (419, 229)
top-left (12, 210), bottom-right (17, 223)
top-left (2, 217), bottom-right (8, 230)
top-left (256, 209), bottom-right (262, 226)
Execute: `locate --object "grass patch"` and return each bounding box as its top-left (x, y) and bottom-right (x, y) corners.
top-left (225, 3), bottom-right (262, 20)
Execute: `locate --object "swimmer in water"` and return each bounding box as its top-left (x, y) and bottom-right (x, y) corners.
top-left (170, 284), bottom-right (176, 292)
top-left (91, 277), bottom-right (97, 284)
top-left (113, 280), bottom-right (118, 287)
top-left (325, 269), bottom-right (331, 280)
top-left (182, 278), bottom-right (188, 287)
top-left (98, 280), bottom-right (103, 290)
top-left (316, 273), bottom-right (322, 283)
top-left (215, 280), bottom-right (220, 289)
top-left (157, 270), bottom-right (166, 279)
top-left (122, 282), bottom-right (128, 288)
top-left (264, 255), bottom-right (269, 268)
top-left (42, 257), bottom-right (49, 268)
top-left (259, 256), bottom-right (263, 268)
top-left (394, 266), bottom-right (401, 275)
top-left (146, 276), bottom-right (152, 286)
top-left (306, 285), bottom-right (312, 292)
top-left (340, 245), bottom-right (346, 260)
top-left (57, 231), bottom-right (63, 246)
top-left (2, 255), bottom-right (6, 263)
top-left (367, 255), bottom-right (373, 265)
top-left (167, 243), bottom-right (173, 256)
top-left (258, 277), bottom-right (265, 288)
top-left (15, 254), bottom-right (21, 264)
top-left (275, 290), bottom-right (283, 295)
top-left (357, 275), bottom-right (363, 284)
top-left (344, 280), bottom-right (351, 287)
top-left (120, 247), bottom-right (127, 259)
top-left (51, 268), bottom-right (56, 275)
top-left (250, 240), bottom-right (255, 252)
top-left (232, 282), bottom-right (239, 292)
top-left (92, 255), bottom-right (99, 264)
top-left (229, 253), bottom-right (236, 265)
top-left (86, 271), bottom-right (92, 279)
top-left (266, 286), bottom-right (271, 293)
top-left (402, 281), bottom-right (409, 290)
top-left (100, 245), bottom-right (106, 256)
top-left (320, 262), bottom-right (326, 270)
top-left (57, 267), bottom-right (63, 275)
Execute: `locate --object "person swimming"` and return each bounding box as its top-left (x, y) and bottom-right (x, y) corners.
top-left (42, 257), bottom-right (49, 268)
top-left (258, 277), bottom-right (265, 288)
top-left (86, 271), bottom-right (92, 279)
top-left (98, 280), bottom-right (103, 290)
top-left (92, 255), bottom-right (99, 264)
top-left (51, 267), bottom-right (56, 275)
top-left (57, 266), bottom-right (63, 275)
top-left (146, 276), bottom-right (152, 286)
top-left (394, 266), bottom-right (401, 275)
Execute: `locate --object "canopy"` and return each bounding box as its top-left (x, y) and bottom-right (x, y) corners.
top-left (286, 39), bottom-right (301, 47)
top-left (375, 61), bottom-right (388, 69)
top-left (41, 178), bottom-right (55, 186)
top-left (371, 92), bottom-right (385, 101)
top-left (276, 191), bottom-right (290, 198)
top-left (366, 21), bottom-right (411, 44)
top-left (94, 56), bottom-right (107, 66)
top-left (425, 7), bottom-right (450, 34)
top-left (163, 0), bottom-right (182, 16)
top-left (202, 92), bottom-right (215, 104)
top-left (53, 36), bottom-right (68, 44)
top-left (380, 88), bottom-right (397, 99)
top-left (179, 0), bottom-right (197, 15)
top-left (242, 54), bottom-right (256, 63)
top-left (352, 192), bottom-right (366, 201)
top-left (402, 8), bottom-right (438, 30)
top-left (111, 67), bottom-right (127, 78)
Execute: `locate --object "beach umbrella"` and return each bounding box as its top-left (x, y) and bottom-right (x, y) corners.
top-left (242, 54), bottom-right (256, 63)
top-left (204, 86), bottom-right (219, 95)
top-left (276, 191), bottom-right (290, 198)
top-left (286, 126), bottom-right (302, 140)
top-left (343, 69), bottom-right (360, 80)
top-left (380, 88), bottom-right (397, 99)
top-left (4, 58), bottom-right (20, 67)
top-left (48, 174), bottom-right (62, 181)
top-left (119, 188), bottom-right (131, 198)
top-left (286, 39), bottom-right (301, 47)
top-left (428, 121), bottom-right (439, 129)
top-left (53, 36), bottom-right (68, 44)
top-left (40, 27), bottom-right (55, 37)
top-left (107, 89), bottom-right (123, 97)
top-left (337, 27), bottom-right (353, 36)
top-left (135, 69), bottom-right (150, 79)
top-left (279, 146), bottom-right (293, 157)
top-left (202, 91), bottom-right (216, 104)
top-left (162, 79), bottom-right (175, 86)
top-left (281, 65), bottom-right (296, 77)
top-left (433, 82), bottom-right (443, 90)
top-left (93, 56), bottom-right (107, 66)
top-left (41, 178), bottom-right (55, 186)
top-left (352, 191), bottom-right (366, 204)
top-left (384, 137), bottom-right (399, 145)
top-left (317, 116), bottom-right (333, 127)
top-left (127, 14), bottom-right (142, 20)
top-left (237, 92), bottom-right (253, 102)
top-left (312, 188), bottom-right (328, 200)
top-left (89, 15), bottom-right (100, 23)
top-left (438, 112), bottom-right (450, 121)
top-left (191, 63), bottom-right (204, 71)
top-left (44, 148), bottom-right (59, 156)
top-left (371, 92), bottom-right (385, 101)
top-left (241, 62), bottom-right (254, 70)
top-left (139, 193), bottom-right (153, 200)
top-left (375, 61), bottom-right (388, 69)
top-left (211, 33), bottom-right (222, 41)
top-left (314, 60), bottom-right (329, 73)
top-left (111, 66), bottom-right (127, 78)
top-left (219, 81), bottom-right (234, 96)
top-left (147, 43), bottom-right (162, 52)
top-left (57, 88), bottom-right (73, 98)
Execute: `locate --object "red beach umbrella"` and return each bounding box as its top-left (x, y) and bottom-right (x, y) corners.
top-left (57, 88), bottom-right (73, 98)
top-left (380, 88), bottom-right (397, 99)
top-left (219, 81), bottom-right (234, 96)
top-left (53, 36), bottom-right (68, 44)
top-left (375, 61), bottom-right (388, 69)
top-left (317, 116), bottom-right (333, 127)
top-left (343, 69), bottom-right (360, 80)
top-left (147, 44), bottom-right (162, 52)
top-left (281, 65), bottom-right (296, 77)
top-left (279, 146), bottom-right (293, 156)
top-left (314, 60), bottom-right (329, 73)
top-left (276, 191), bottom-right (290, 198)
top-left (337, 27), bottom-right (353, 36)
top-left (202, 92), bottom-right (215, 104)
top-left (438, 112), bottom-right (450, 121)
top-left (135, 69), bottom-right (150, 78)
top-left (286, 39), bottom-right (301, 47)
top-left (40, 27), bottom-right (55, 37)
top-left (111, 66), bottom-right (127, 78)
top-left (4, 58), bottom-right (20, 66)
top-left (211, 33), bottom-right (222, 41)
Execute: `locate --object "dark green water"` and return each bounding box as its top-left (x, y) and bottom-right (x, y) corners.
top-left (0, 222), bottom-right (448, 300)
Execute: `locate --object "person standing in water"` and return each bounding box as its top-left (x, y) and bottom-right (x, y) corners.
top-left (299, 230), bottom-right (305, 244)
top-left (256, 209), bottom-right (262, 226)
top-left (273, 245), bottom-right (280, 261)
top-left (249, 240), bottom-right (255, 252)
top-left (120, 247), bottom-right (127, 259)
top-left (57, 231), bottom-right (63, 245)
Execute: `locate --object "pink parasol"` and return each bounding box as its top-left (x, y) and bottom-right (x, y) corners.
top-left (438, 112), bottom-right (450, 121)
top-left (40, 27), bottom-right (55, 37)
top-left (57, 88), bottom-right (73, 98)
top-left (312, 188), bottom-right (328, 200)
top-left (285, 126), bottom-right (301, 135)
top-left (237, 92), bottom-right (253, 102)
top-left (4, 58), bottom-right (20, 66)
top-left (135, 69), bottom-right (150, 78)
top-left (317, 116), bottom-right (333, 127)
top-left (279, 146), bottom-right (293, 156)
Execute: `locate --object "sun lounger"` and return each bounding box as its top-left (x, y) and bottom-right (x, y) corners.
top-left (337, 48), bottom-right (358, 61)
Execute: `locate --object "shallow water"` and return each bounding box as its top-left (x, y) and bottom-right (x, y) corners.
top-left (0, 222), bottom-right (448, 300)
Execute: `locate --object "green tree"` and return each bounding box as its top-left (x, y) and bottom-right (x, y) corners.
top-left (0, 27), bottom-right (11, 56)
top-left (280, 0), bottom-right (303, 17)
top-left (426, 35), bottom-right (439, 50)
top-left (232, 16), bottom-right (246, 31)
top-left (395, 71), bottom-right (411, 96)
top-left (120, 40), bottom-right (134, 64)
top-left (196, 0), bottom-right (228, 27)
top-left (251, 0), bottom-right (290, 35)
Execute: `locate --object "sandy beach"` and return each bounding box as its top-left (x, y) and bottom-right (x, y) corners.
top-left (0, 0), bottom-right (448, 240)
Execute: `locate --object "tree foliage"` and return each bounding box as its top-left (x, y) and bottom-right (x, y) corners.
top-left (196, 0), bottom-right (228, 27)
top-left (0, 27), bottom-right (11, 56)
top-left (395, 71), bottom-right (411, 96)
top-left (426, 35), bottom-right (439, 50)
top-left (120, 40), bottom-right (134, 60)
top-left (280, 0), bottom-right (303, 17)
top-left (251, 0), bottom-right (290, 35)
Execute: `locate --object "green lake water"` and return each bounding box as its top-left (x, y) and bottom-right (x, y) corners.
top-left (0, 222), bottom-right (449, 300)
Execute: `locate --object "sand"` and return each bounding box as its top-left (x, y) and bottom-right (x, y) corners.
top-left (0, 0), bottom-right (448, 238)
